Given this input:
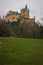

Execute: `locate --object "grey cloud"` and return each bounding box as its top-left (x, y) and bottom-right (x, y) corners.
top-left (0, 0), bottom-right (43, 21)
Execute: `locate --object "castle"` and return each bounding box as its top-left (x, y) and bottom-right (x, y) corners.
top-left (3, 5), bottom-right (35, 23)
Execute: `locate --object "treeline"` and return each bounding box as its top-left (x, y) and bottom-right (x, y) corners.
top-left (0, 19), bottom-right (43, 38)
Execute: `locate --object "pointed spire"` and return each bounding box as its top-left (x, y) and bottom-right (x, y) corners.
top-left (25, 4), bottom-right (27, 9)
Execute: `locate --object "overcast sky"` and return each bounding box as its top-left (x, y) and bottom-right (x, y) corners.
top-left (0, 0), bottom-right (43, 24)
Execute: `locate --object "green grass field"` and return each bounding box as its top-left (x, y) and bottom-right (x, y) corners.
top-left (0, 37), bottom-right (43, 65)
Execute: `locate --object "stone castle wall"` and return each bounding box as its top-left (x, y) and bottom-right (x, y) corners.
top-left (3, 5), bottom-right (35, 23)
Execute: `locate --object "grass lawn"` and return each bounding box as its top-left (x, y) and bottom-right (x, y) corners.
top-left (0, 37), bottom-right (43, 65)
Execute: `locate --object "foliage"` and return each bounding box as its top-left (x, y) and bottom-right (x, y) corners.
top-left (0, 19), bottom-right (43, 38)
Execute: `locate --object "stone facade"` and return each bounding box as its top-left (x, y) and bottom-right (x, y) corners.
top-left (3, 11), bottom-right (19, 22)
top-left (20, 5), bottom-right (29, 18)
top-left (3, 5), bottom-right (35, 23)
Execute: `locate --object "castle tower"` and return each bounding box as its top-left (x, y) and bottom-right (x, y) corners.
top-left (21, 5), bottom-right (29, 18)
